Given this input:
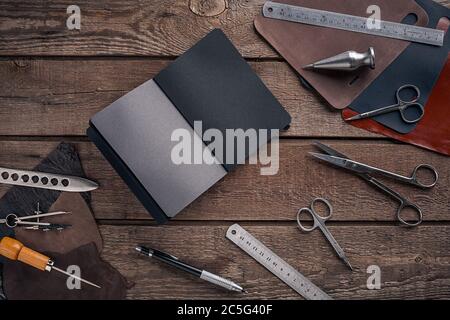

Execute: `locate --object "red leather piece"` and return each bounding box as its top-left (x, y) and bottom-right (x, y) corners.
top-left (342, 55), bottom-right (450, 156)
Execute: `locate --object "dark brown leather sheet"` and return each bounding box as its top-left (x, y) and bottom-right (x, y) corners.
top-left (0, 143), bottom-right (128, 299)
top-left (342, 55), bottom-right (450, 156)
top-left (3, 243), bottom-right (128, 300)
top-left (14, 192), bottom-right (103, 255)
top-left (254, 0), bottom-right (428, 109)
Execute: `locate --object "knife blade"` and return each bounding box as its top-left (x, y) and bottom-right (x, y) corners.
top-left (0, 167), bottom-right (98, 192)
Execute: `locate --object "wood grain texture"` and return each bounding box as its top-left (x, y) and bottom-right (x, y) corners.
top-left (100, 224), bottom-right (450, 299)
top-left (0, 57), bottom-right (374, 138)
top-left (0, 0), bottom-right (272, 57)
top-left (0, 139), bottom-right (448, 222)
top-left (0, 0), bottom-right (448, 57)
top-left (1, 0), bottom-right (449, 300)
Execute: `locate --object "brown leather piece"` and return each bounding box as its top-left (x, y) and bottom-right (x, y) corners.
top-left (254, 0), bottom-right (428, 109)
top-left (14, 192), bottom-right (103, 255)
top-left (342, 55), bottom-right (450, 156)
top-left (3, 243), bottom-right (128, 300)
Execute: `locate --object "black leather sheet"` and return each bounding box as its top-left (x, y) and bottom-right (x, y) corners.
top-left (349, 0), bottom-right (450, 134)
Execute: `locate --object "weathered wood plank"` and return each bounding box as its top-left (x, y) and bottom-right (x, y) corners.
top-left (0, 139), bottom-right (448, 221)
top-left (0, 58), bottom-right (374, 138)
top-left (100, 224), bottom-right (450, 299)
top-left (0, 0), bottom-right (448, 57)
top-left (0, 0), bottom-right (273, 57)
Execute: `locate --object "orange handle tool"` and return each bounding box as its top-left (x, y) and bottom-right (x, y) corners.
top-left (0, 236), bottom-right (101, 289)
top-left (0, 237), bottom-right (51, 271)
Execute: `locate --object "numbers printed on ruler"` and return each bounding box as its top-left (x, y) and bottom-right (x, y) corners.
top-left (263, 1), bottom-right (445, 46)
top-left (226, 224), bottom-right (332, 300)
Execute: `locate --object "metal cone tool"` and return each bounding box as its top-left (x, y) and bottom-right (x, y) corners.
top-left (304, 47), bottom-right (375, 72)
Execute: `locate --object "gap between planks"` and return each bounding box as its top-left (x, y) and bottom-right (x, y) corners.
top-left (95, 219), bottom-right (450, 226)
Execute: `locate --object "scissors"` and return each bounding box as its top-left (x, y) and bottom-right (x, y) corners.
top-left (345, 84), bottom-right (425, 124)
top-left (310, 142), bottom-right (439, 227)
top-left (297, 198), bottom-right (353, 271)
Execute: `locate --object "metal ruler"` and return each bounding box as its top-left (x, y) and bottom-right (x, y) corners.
top-left (263, 1), bottom-right (445, 46)
top-left (226, 224), bottom-right (332, 300)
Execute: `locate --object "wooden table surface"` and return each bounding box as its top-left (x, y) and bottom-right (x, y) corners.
top-left (1, 0), bottom-right (449, 300)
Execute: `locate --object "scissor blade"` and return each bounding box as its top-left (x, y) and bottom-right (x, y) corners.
top-left (309, 153), bottom-right (374, 176)
top-left (309, 153), bottom-right (348, 167)
top-left (313, 142), bottom-right (351, 160)
top-left (345, 114), bottom-right (364, 121)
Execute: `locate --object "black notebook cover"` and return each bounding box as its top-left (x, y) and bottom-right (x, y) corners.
top-left (155, 29), bottom-right (291, 170)
top-left (88, 29), bottom-right (291, 223)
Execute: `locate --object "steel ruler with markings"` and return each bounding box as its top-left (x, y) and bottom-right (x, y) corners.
top-left (262, 1), bottom-right (445, 46)
top-left (226, 224), bottom-right (332, 300)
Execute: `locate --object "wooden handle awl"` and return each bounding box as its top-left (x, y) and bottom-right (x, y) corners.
top-left (18, 247), bottom-right (50, 271)
top-left (0, 236), bottom-right (23, 260)
top-left (0, 236), bottom-right (50, 271)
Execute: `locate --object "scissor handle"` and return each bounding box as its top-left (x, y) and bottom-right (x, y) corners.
top-left (397, 201), bottom-right (423, 227)
top-left (395, 85), bottom-right (424, 124)
top-left (311, 198), bottom-right (333, 220)
top-left (410, 164), bottom-right (439, 188)
top-left (399, 102), bottom-right (425, 124)
top-left (296, 198), bottom-right (333, 232)
top-left (396, 84), bottom-right (421, 104)
top-left (297, 208), bottom-right (318, 232)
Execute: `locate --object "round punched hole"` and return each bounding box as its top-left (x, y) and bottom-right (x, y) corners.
top-left (61, 179), bottom-right (69, 187)
top-left (21, 175), bottom-right (29, 182)
top-left (268, 7), bottom-right (273, 12)
top-left (11, 173), bottom-right (19, 181)
top-left (41, 177), bottom-right (49, 185)
top-left (32, 176), bottom-right (39, 183)
top-left (231, 230), bottom-right (236, 235)
top-left (51, 178), bottom-right (58, 186)
top-left (1, 172), bottom-right (9, 179)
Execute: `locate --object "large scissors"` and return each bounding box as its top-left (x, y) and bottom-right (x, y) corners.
top-left (345, 84), bottom-right (425, 124)
top-left (297, 198), bottom-right (353, 271)
top-left (310, 142), bottom-right (439, 227)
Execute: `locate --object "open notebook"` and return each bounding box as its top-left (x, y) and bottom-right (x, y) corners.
top-left (88, 29), bottom-right (291, 223)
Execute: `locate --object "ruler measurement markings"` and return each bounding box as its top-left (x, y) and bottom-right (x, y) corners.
top-left (226, 224), bottom-right (332, 300)
top-left (263, 1), bottom-right (444, 46)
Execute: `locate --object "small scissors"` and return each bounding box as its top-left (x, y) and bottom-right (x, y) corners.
top-left (310, 142), bottom-right (439, 227)
top-left (346, 84), bottom-right (425, 124)
top-left (297, 198), bottom-right (353, 271)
